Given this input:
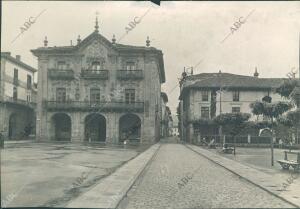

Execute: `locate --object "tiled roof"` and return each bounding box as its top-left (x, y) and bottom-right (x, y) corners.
top-left (1, 52), bottom-right (37, 72)
top-left (179, 72), bottom-right (290, 99)
top-left (31, 32), bottom-right (161, 53)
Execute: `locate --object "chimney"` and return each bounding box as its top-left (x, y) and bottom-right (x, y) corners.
top-left (254, 67), bottom-right (259, 77)
top-left (16, 55), bottom-right (21, 61)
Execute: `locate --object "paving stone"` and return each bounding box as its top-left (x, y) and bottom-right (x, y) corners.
top-left (120, 143), bottom-right (294, 209)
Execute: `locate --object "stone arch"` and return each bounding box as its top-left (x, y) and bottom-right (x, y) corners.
top-left (119, 113), bottom-right (141, 142)
top-left (259, 128), bottom-right (272, 137)
top-left (51, 113), bottom-right (72, 141)
top-left (84, 113), bottom-right (106, 142)
top-left (8, 113), bottom-right (18, 139)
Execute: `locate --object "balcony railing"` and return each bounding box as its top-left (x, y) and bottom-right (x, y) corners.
top-left (48, 69), bottom-right (74, 80)
top-left (116, 70), bottom-right (144, 80)
top-left (3, 96), bottom-right (36, 109)
top-left (45, 101), bottom-right (144, 112)
top-left (81, 69), bottom-right (109, 80)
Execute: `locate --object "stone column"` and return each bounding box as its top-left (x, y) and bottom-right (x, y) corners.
top-left (36, 56), bottom-right (49, 141)
top-left (71, 112), bottom-right (81, 142)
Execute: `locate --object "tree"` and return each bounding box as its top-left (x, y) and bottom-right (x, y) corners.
top-left (250, 100), bottom-right (292, 166)
top-left (250, 101), bottom-right (292, 119)
top-left (276, 79), bottom-right (300, 106)
top-left (276, 79), bottom-right (298, 99)
top-left (213, 112), bottom-right (251, 138)
top-left (278, 109), bottom-right (300, 144)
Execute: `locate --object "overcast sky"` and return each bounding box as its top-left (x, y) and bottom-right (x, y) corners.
top-left (2, 1), bottom-right (300, 114)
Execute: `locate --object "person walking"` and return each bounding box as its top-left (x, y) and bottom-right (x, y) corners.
top-left (279, 138), bottom-right (283, 149)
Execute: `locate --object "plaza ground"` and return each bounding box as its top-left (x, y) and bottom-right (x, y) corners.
top-left (1, 138), bottom-right (299, 208)
top-left (214, 146), bottom-right (299, 173)
top-left (1, 141), bottom-right (150, 207)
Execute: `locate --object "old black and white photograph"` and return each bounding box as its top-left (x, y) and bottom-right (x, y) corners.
top-left (1, 1), bottom-right (300, 208)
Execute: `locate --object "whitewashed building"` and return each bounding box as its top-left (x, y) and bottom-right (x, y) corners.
top-left (179, 70), bottom-right (288, 142)
top-left (0, 52), bottom-right (37, 139)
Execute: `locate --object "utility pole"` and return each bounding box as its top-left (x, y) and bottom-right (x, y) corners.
top-left (271, 116), bottom-right (274, 166)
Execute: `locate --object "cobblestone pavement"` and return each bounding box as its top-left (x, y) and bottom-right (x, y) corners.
top-left (119, 143), bottom-right (294, 209)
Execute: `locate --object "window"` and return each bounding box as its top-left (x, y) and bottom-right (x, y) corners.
top-left (13, 87), bottom-right (17, 100)
top-left (90, 88), bottom-right (100, 103)
top-left (232, 107), bottom-right (240, 113)
top-left (57, 61), bottom-right (66, 70)
top-left (126, 62), bottom-right (135, 71)
top-left (91, 61), bottom-right (101, 71)
top-left (233, 90), bottom-right (240, 102)
top-left (13, 68), bottom-right (18, 85)
top-left (201, 107), bottom-right (209, 119)
top-left (27, 75), bottom-right (32, 89)
top-left (56, 88), bottom-right (66, 102)
top-left (125, 89), bottom-right (135, 104)
top-left (202, 91), bottom-right (209, 101)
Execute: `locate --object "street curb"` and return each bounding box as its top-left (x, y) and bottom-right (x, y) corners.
top-left (185, 144), bottom-right (300, 208)
top-left (66, 143), bottom-right (161, 208)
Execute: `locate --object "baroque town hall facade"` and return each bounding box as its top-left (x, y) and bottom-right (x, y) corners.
top-left (31, 18), bottom-right (165, 143)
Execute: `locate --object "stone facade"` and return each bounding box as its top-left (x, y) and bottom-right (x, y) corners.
top-left (31, 20), bottom-right (165, 143)
top-left (0, 52), bottom-right (37, 139)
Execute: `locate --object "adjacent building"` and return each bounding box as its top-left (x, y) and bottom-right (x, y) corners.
top-left (0, 52), bottom-right (37, 139)
top-left (179, 70), bottom-right (289, 142)
top-left (31, 18), bottom-right (165, 143)
top-left (160, 92), bottom-right (169, 137)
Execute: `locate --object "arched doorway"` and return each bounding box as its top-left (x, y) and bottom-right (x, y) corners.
top-left (52, 113), bottom-right (71, 141)
top-left (84, 114), bottom-right (106, 142)
top-left (8, 114), bottom-right (17, 139)
top-left (119, 114), bottom-right (141, 142)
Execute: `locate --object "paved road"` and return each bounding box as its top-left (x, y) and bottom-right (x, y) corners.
top-left (119, 143), bottom-right (294, 209)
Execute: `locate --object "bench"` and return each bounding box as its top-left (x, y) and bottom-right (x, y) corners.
top-left (222, 144), bottom-right (234, 154)
top-left (208, 139), bottom-right (216, 149)
top-left (277, 151), bottom-right (300, 171)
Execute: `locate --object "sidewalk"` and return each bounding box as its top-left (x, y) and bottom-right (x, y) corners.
top-left (4, 139), bottom-right (35, 144)
top-left (66, 143), bottom-right (160, 208)
top-left (186, 144), bottom-right (300, 208)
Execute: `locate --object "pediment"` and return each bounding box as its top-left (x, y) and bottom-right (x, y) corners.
top-left (76, 32), bottom-right (118, 68)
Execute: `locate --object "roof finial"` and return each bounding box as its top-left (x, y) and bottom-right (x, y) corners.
top-left (254, 67), bottom-right (259, 77)
top-left (77, 35), bottom-right (81, 45)
top-left (146, 36), bottom-right (150, 47)
top-left (44, 36), bottom-right (48, 47)
top-left (95, 16), bottom-right (99, 33)
top-left (112, 34), bottom-right (116, 44)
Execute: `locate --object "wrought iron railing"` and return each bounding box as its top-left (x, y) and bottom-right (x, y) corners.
top-left (45, 101), bottom-right (144, 112)
top-left (81, 69), bottom-right (109, 79)
top-left (116, 70), bottom-right (144, 80)
top-left (2, 96), bottom-right (36, 109)
top-left (48, 69), bottom-right (74, 79)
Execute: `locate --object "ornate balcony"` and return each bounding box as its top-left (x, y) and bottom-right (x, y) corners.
top-left (48, 69), bottom-right (74, 80)
top-left (45, 101), bottom-right (144, 112)
top-left (3, 96), bottom-right (36, 109)
top-left (116, 70), bottom-right (144, 80)
top-left (81, 69), bottom-right (109, 80)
